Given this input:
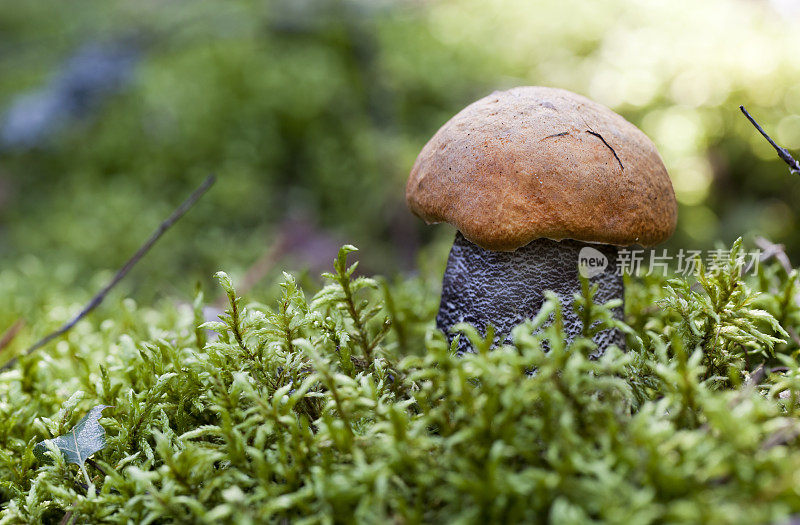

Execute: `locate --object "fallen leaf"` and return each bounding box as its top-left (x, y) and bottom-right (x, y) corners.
top-left (35, 405), bottom-right (112, 466)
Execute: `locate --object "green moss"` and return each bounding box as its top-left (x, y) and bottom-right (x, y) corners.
top-left (1, 239), bottom-right (800, 524)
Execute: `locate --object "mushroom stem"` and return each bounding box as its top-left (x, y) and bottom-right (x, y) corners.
top-left (437, 232), bottom-right (625, 355)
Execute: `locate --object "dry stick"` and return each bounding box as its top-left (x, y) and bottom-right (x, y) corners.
top-left (740, 105), bottom-right (800, 174)
top-left (738, 236), bottom-right (794, 277)
top-left (0, 175), bottom-right (216, 372)
top-left (737, 108), bottom-right (798, 278)
top-left (753, 236), bottom-right (793, 274)
top-left (212, 231), bottom-right (288, 309)
top-left (58, 507), bottom-right (75, 525)
top-left (0, 319), bottom-right (25, 354)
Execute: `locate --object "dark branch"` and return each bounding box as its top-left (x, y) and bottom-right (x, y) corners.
top-left (585, 130), bottom-right (624, 171)
top-left (0, 175), bottom-right (216, 372)
top-left (740, 105), bottom-right (800, 175)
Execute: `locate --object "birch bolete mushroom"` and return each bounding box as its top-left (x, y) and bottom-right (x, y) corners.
top-left (406, 86), bottom-right (677, 355)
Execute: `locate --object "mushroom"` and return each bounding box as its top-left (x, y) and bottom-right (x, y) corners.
top-left (406, 86), bottom-right (677, 355)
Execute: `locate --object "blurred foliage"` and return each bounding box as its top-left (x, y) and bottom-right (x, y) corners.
top-left (1, 0), bottom-right (800, 308)
top-left (2, 241), bottom-right (800, 522)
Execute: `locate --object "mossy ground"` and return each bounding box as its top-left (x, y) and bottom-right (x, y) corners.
top-left (1, 239), bottom-right (800, 524)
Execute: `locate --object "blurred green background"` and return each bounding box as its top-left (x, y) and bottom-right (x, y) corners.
top-left (1, 0), bottom-right (800, 312)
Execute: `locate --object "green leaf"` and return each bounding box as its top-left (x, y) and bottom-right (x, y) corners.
top-left (34, 405), bottom-right (112, 466)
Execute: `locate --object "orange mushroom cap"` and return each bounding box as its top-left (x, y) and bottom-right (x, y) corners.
top-left (406, 86), bottom-right (677, 251)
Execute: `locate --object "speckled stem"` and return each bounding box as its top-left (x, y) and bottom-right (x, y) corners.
top-left (437, 232), bottom-right (625, 355)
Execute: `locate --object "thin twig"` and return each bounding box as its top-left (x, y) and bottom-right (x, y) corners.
top-left (740, 105), bottom-right (800, 174)
top-left (753, 236), bottom-right (793, 274)
top-left (58, 507), bottom-right (75, 525)
top-left (213, 232), bottom-right (288, 309)
top-left (739, 236), bottom-right (794, 277)
top-left (0, 175), bottom-right (216, 372)
top-left (0, 319), bottom-right (24, 354)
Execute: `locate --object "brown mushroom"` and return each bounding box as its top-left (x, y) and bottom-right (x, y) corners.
top-left (406, 86), bottom-right (677, 354)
